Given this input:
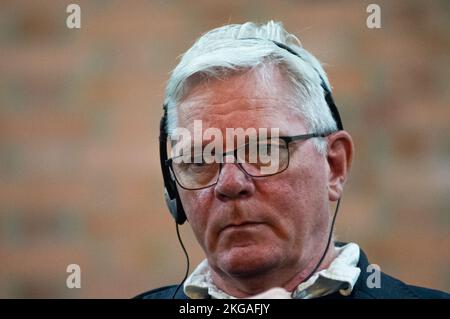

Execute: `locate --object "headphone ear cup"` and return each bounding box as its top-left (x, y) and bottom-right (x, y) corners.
top-left (164, 187), bottom-right (187, 225)
top-left (159, 104), bottom-right (187, 225)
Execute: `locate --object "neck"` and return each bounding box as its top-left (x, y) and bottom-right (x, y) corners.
top-left (210, 243), bottom-right (338, 298)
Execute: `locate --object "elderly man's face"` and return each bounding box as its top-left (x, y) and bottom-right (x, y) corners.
top-left (176, 67), bottom-right (336, 286)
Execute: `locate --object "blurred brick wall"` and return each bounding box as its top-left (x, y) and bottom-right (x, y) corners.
top-left (0, 0), bottom-right (448, 298)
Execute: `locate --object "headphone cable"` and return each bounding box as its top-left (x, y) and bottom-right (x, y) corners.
top-left (172, 222), bottom-right (190, 299)
top-left (301, 198), bottom-right (341, 284)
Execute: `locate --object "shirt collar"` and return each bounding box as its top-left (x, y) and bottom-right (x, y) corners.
top-left (184, 242), bottom-right (361, 299)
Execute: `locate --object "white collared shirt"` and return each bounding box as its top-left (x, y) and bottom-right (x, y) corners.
top-left (184, 242), bottom-right (361, 299)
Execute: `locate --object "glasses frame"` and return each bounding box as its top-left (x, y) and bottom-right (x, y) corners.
top-left (165, 132), bottom-right (333, 191)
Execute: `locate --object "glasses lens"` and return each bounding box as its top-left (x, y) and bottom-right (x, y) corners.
top-left (171, 156), bottom-right (220, 189)
top-left (238, 138), bottom-right (289, 176)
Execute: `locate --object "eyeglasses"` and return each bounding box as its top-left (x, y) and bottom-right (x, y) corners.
top-left (165, 132), bottom-right (332, 190)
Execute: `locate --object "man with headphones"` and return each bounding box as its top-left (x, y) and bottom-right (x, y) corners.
top-left (136, 21), bottom-right (448, 299)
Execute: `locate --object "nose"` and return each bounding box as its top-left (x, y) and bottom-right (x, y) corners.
top-left (214, 162), bottom-right (255, 201)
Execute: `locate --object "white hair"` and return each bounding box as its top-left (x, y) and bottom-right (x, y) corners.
top-left (164, 21), bottom-right (337, 154)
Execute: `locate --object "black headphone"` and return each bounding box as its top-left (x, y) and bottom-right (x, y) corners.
top-left (159, 40), bottom-right (344, 225)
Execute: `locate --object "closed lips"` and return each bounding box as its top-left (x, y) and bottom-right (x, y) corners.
top-left (222, 222), bottom-right (264, 231)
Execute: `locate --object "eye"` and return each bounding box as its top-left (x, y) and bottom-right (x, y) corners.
top-left (192, 162), bottom-right (206, 167)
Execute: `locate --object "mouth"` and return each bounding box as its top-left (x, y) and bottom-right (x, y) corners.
top-left (221, 221), bottom-right (265, 232)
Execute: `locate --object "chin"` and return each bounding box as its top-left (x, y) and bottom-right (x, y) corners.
top-left (217, 244), bottom-right (283, 277)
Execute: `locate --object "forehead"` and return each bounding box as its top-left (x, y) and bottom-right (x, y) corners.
top-left (177, 67), bottom-right (308, 135)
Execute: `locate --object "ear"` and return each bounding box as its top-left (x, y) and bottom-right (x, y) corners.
top-left (326, 131), bottom-right (354, 201)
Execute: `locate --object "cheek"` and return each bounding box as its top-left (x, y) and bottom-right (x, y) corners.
top-left (178, 188), bottom-right (212, 246)
top-left (267, 162), bottom-right (326, 204)
top-left (259, 157), bottom-right (329, 233)
top-left (288, 149), bottom-right (329, 199)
